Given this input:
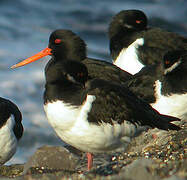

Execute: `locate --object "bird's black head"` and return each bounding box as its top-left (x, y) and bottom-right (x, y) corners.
top-left (11, 29), bottom-right (87, 69)
top-left (109, 9), bottom-right (148, 38)
top-left (163, 50), bottom-right (187, 75)
top-left (46, 60), bottom-right (88, 87)
top-left (48, 29), bottom-right (87, 61)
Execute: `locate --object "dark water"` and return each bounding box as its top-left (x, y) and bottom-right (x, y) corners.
top-left (0, 0), bottom-right (186, 164)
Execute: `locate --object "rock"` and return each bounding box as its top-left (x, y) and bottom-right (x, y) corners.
top-left (23, 145), bottom-right (82, 174)
top-left (0, 164), bottom-right (23, 178)
top-left (163, 176), bottom-right (186, 180)
top-left (117, 158), bottom-right (160, 180)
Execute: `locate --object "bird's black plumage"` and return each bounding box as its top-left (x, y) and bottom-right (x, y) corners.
top-left (45, 29), bottom-right (132, 85)
top-left (137, 28), bottom-right (187, 65)
top-left (124, 63), bottom-right (162, 103)
top-left (86, 79), bottom-right (180, 131)
top-left (124, 50), bottom-right (187, 108)
top-left (0, 97), bottom-right (23, 140)
top-left (160, 50), bottom-right (187, 96)
top-left (44, 60), bottom-right (88, 106)
top-left (44, 59), bottom-right (181, 131)
top-left (109, 9), bottom-right (187, 67)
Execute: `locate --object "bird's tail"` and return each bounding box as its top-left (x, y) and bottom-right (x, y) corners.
top-left (156, 114), bottom-right (181, 131)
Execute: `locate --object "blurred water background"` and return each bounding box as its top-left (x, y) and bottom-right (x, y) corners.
top-left (0, 0), bottom-right (186, 164)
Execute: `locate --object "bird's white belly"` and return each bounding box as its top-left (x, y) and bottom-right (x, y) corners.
top-left (0, 116), bottom-right (17, 165)
top-left (44, 95), bottom-right (140, 153)
top-left (151, 80), bottom-right (187, 120)
top-left (113, 38), bottom-right (144, 75)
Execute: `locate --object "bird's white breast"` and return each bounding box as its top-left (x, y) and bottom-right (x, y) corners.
top-left (0, 116), bottom-right (17, 165)
top-left (151, 80), bottom-right (187, 119)
top-left (44, 99), bottom-right (81, 132)
top-left (113, 38), bottom-right (144, 75)
top-left (44, 95), bottom-right (142, 153)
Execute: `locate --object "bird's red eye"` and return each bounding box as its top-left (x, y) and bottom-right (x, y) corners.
top-left (165, 60), bottom-right (170, 65)
top-left (77, 72), bottom-right (84, 77)
top-left (54, 39), bottom-right (62, 44)
top-left (136, 20), bottom-right (142, 24)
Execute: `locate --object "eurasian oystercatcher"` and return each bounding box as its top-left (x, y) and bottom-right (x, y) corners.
top-left (151, 50), bottom-right (187, 119)
top-left (11, 31), bottom-right (181, 170)
top-left (125, 50), bottom-right (187, 120)
top-left (0, 97), bottom-right (23, 165)
top-left (109, 9), bottom-right (187, 74)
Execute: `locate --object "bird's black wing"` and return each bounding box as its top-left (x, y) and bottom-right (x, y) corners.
top-left (138, 28), bottom-right (187, 65)
top-left (125, 63), bottom-right (162, 103)
top-left (0, 97), bottom-right (23, 140)
top-left (83, 58), bottom-right (132, 84)
top-left (85, 79), bottom-right (180, 131)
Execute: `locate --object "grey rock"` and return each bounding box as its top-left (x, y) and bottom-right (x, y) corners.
top-left (23, 145), bottom-right (82, 174)
top-left (118, 158), bottom-right (160, 180)
top-left (163, 176), bottom-right (186, 180)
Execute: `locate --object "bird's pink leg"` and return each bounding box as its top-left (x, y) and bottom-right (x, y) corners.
top-left (87, 152), bottom-right (93, 170)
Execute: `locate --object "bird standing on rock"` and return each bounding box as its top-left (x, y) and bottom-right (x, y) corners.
top-left (11, 29), bottom-right (181, 170)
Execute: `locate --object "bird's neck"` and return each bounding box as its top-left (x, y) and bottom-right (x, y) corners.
top-left (110, 28), bottom-right (138, 60)
top-left (161, 69), bottom-right (187, 95)
top-left (44, 81), bottom-right (87, 106)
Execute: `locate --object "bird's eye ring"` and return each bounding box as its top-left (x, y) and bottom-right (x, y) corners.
top-left (77, 72), bottom-right (84, 77)
top-left (136, 20), bottom-right (142, 24)
top-left (165, 60), bottom-right (170, 65)
top-left (54, 39), bottom-right (62, 44)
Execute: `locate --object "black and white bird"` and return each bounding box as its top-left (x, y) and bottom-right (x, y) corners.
top-left (125, 50), bottom-right (187, 120)
top-left (0, 97), bottom-right (23, 165)
top-left (151, 50), bottom-right (187, 119)
top-left (11, 31), bottom-right (181, 170)
top-left (109, 9), bottom-right (187, 74)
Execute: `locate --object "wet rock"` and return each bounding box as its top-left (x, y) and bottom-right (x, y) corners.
top-left (0, 164), bottom-right (23, 178)
top-left (23, 145), bottom-right (82, 174)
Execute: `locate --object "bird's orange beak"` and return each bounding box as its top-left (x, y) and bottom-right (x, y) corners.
top-left (11, 47), bottom-right (52, 69)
